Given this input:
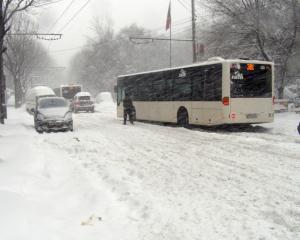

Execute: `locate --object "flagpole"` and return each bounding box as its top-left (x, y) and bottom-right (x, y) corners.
top-left (170, 14), bottom-right (172, 68)
top-left (169, 0), bottom-right (172, 68)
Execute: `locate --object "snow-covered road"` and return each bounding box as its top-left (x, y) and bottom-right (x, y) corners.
top-left (0, 104), bottom-right (299, 240)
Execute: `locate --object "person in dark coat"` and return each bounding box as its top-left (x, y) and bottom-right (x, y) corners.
top-left (298, 122), bottom-right (300, 135)
top-left (123, 93), bottom-right (134, 125)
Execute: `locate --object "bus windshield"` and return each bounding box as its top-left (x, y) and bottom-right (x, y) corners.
top-left (62, 86), bottom-right (82, 100)
top-left (230, 63), bottom-right (272, 98)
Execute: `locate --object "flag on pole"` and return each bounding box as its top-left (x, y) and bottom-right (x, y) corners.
top-left (165, 1), bottom-right (171, 31)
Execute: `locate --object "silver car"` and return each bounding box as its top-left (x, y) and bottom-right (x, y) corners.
top-left (33, 97), bottom-right (73, 133)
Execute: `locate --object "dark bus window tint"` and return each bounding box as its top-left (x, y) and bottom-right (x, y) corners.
top-left (124, 77), bottom-right (136, 98)
top-left (62, 86), bottom-right (81, 100)
top-left (118, 63), bottom-right (222, 102)
top-left (165, 76), bottom-right (173, 101)
top-left (173, 69), bottom-right (192, 101)
top-left (231, 64), bottom-right (272, 98)
top-left (191, 64), bottom-right (222, 101)
top-left (204, 65), bottom-right (222, 101)
top-left (137, 74), bottom-right (152, 101)
top-left (191, 67), bottom-right (205, 101)
top-left (152, 73), bottom-right (165, 101)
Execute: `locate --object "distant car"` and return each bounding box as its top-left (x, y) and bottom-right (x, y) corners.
top-left (70, 92), bottom-right (94, 113)
top-left (25, 86), bottom-right (55, 114)
top-left (33, 97), bottom-right (73, 133)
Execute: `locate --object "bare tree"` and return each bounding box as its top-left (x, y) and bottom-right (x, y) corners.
top-left (0, 0), bottom-right (48, 123)
top-left (202, 0), bottom-right (299, 98)
top-left (4, 14), bottom-right (52, 108)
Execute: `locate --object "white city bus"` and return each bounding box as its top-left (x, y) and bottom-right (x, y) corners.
top-left (116, 57), bottom-right (274, 126)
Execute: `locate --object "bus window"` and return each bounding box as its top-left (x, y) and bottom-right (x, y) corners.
top-left (165, 77), bottom-right (173, 101)
top-left (152, 73), bottom-right (165, 101)
top-left (230, 63), bottom-right (272, 98)
top-left (173, 71), bottom-right (192, 101)
top-left (61, 86), bottom-right (82, 100)
top-left (138, 74), bottom-right (152, 101)
top-left (204, 65), bottom-right (222, 101)
top-left (191, 67), bottom-right (205, 101)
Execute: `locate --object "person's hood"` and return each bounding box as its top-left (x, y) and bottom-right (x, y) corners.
top-left (38, 107), bottom-right (70, 119)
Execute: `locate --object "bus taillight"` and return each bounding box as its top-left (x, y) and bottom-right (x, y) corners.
top-left (222, 97), bottom-right (230, 106)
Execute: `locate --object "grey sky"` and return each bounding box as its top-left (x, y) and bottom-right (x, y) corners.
top-left (37, 0), bottom-right (195, 67)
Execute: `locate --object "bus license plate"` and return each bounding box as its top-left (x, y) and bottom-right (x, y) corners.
top-left (246, 114), bottom-right (258, 119)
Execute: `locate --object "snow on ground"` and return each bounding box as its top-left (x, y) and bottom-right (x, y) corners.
top-left (0, 104), bottom-right (299, 240)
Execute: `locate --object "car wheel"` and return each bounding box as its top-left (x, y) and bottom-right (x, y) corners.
top-left (177, 108), bottom-right (189, 128)
top-left (36, 127), bottom-right (43, 134)
top-left (35, 123), bottom-right (43, 134)
top-left (69, 122), bottom-right (74, 132)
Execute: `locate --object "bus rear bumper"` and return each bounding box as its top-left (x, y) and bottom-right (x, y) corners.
top-left (224, 112), bottom-right (274, 125)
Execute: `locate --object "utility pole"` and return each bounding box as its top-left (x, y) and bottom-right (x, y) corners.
top-left (191, 0), bottom-right (197, 63)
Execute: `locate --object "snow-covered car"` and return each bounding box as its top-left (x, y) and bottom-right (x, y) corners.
top-left (33, 97), bottom-right (73, 133)
top-left (25, 86), bottom-right (55, 114)
top-left (70, 92), bottom-right (94, 113)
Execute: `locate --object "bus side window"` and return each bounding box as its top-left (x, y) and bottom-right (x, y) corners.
top-left (162, 71), bottom-right (172, 101)
top-left (138, 74), bottom-right (151, 101)
top-left (152, 73), bottom-right (165, 101)
top-left (192, 67), bottom-right (205, 101)
top-left (204, 65), bottom-right (222, 101)
top-left (165, 78), bottom-right (173, 101)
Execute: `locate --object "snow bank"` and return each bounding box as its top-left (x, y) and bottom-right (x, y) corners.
top-left (95, 92), bottom-right (115, 114)
top-left (264, 112), bottom-right (300, 137)
top-left (96, 92), bottom-right (114, 104)
top-left (7, 96), bottom-right (15, 106)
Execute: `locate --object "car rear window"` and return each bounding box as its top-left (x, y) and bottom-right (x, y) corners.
top-left (79, 96), bottom-right (91, 101)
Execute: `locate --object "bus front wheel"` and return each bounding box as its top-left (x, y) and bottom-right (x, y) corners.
top-left (177, 108), bottom-right (189, 128)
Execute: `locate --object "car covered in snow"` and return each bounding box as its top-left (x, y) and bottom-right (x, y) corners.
top-left (25, 86), bottom-right (55, 114)
top-left (33, 97), bottom-right (73, 133)
top-left (70, 92), bottom-right (94, 113)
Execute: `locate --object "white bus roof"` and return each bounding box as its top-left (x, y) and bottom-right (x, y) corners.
top-left (118, 58), bottom-right (274, 78)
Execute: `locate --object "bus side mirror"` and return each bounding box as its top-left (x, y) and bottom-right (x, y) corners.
top-left (30, 108), bottom-right (35, 114)
top-left (114, 85), bottom-right (117, 93)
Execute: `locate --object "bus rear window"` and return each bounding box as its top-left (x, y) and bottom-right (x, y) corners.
top-left (62, 86), bottom-right (81, 100)
top-left (230, 63), bottom-right (272, 98)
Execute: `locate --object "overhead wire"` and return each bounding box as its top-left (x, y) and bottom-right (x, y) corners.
top-left (152, 19), bottom-right (192, 36)
top-left (57, 0), bottom-right (92, 33)
top-left (47, 0), bottom-right (78, 33)
top-left (176, 0), bottom-right (191, 13)
top-left (35, 0), bottom-right (65, 7)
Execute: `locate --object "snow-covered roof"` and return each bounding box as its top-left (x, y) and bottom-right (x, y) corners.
top-left (75, 92), bottom-right (91, 97)
top-left (28, 86), bottom-right (55, 96)
top-left (118, 58), bottom-right (274, 78)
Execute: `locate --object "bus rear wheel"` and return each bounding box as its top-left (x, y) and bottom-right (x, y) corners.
top-left (177, 108), bottom-right (189, 128)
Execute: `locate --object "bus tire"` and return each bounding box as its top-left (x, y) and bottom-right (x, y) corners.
top-left (177, 108), bottom-right (189, 128)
